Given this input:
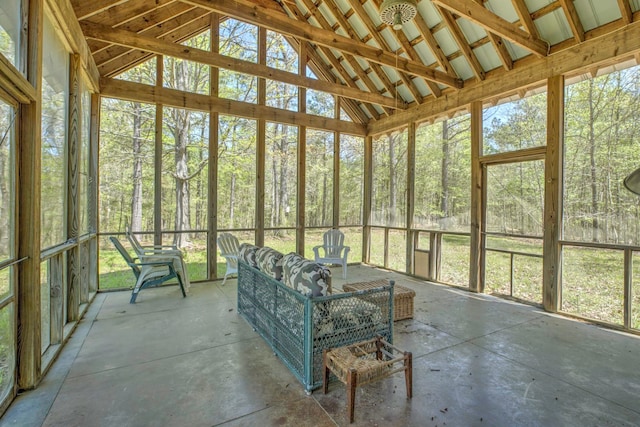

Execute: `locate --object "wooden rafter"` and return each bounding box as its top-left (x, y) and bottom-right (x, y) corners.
top-left (433, 0), bottom-right (549, 57)
top-left (182, 0), bottom-right (463, 88)
top-left (617, 0), bottom-right (633, 24)
top-left (70, 0), bottom-right (129, 20)
top-left (96, 10), bottom-right (209, 75)
top-left (392, 26), bottom-right (442, 98)
top-left (511, 0), bottom-right (540, 38)
top-left (280, 1), bottom-right (382, 120)
top-left (81, 0), bottom-right (177, 29)
top-left (296, 0), bottom-right (394, 116)
top-left (474, 0), bottom-right (512, 71)
top-left (90, 3), bottom-right (198, 59)
top-left (558, 0), bottom-right (585, 43)
top-left (83, 21), bottom-right (405, 109)
top-left (369, 20), bottom-right (640, 133)
top-left (346, 0), bottom-right (424, 105)
top-left (438, 7), bottom-right (486, 80)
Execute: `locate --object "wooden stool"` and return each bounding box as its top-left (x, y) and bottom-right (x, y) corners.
top-left (323, 336), bottom-right (412, 423)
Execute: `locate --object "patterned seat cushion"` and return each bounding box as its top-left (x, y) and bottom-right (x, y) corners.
top-left (238, 243), bottom-right (260, 268)
top-left (280, 253), bottom-right (331, 297)
top-left (256, 247), bottom-right (284, 280)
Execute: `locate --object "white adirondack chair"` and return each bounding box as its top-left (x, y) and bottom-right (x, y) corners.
top-left (217, 232), bottom-right (240, 285)
top-left (313, 229), bottom-right (350, 279)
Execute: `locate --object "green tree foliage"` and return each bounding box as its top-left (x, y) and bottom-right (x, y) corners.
top-left (372, 130), bottom-right (408, 227)
top-left (218, 116), bottom-right (256, 230)
top-left (414, 115), bottom-right (471, 231)
top-left (339, 134), bottom-right (364, 226)
top-left (564, 67), bottom-right (640, 244)
top-left (306, 129), bottom-right (333, 227)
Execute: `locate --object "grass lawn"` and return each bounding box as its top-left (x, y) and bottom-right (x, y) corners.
top-left (98, 232), bottom-right (640, 330)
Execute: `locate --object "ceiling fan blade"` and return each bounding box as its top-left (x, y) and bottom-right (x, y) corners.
top-left (624, 167), bottom-right (640, 196)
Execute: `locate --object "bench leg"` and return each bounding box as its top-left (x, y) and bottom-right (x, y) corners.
top-left (405, 351), bottom-right (413, 399)
top-left (322, 349), bottom-right (330, 394)
top-left (346, 369), bottom-right (357, 423)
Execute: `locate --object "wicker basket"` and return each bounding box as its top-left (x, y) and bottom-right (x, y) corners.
top-left (343, 279), bottom-right (415, 321)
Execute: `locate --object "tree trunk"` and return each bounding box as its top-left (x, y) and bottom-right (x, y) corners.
top-left (440, 120), bottom-right (450, 226)
top-left (588, 80), bottom-right (599, 243)
top-left (130, 102), bottom-right (143, 232)
top-left (389, 134), bottom-right (396, 226)
top-left (173, 107), bottom-right (191, 247)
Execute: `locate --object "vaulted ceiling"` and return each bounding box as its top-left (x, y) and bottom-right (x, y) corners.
top-left (72, 0), bottom-right (640, 125)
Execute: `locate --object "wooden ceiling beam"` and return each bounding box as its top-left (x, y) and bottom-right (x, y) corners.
top-left (438, 7), bottom-right (486, 80)
top-left (511, 0), bottom-right (540, 38)
top-left (181, 0), bottom-right (463, 88)
top-left (617, 0), bottom-right (633, 24)
top-left (346, 0), bottom-right (424, 105)
top-left (297, 0), bottom-right (393, 115)
top-left (309, 0), bottom-right (397, 114)
top-left (100, 77), bottom-right (367, 134)
top-left (473, 0), bottom-right (512, 71)
top-left (82, 0), bottom-right (177, 28)
top-left (83, 21), bottom-right (405, 109)
top-left (90, 2), bottom-right (197, 58)
top-left (558, 0), bottom-right (585, 43)
top-left (70, 0), bottom-right (128, 21)
top-left (392, 28), bottom-right (442, 98)
top-left (280, 1), bottom-right (381, 120)
top-left (94, 7), bottom-right (206, 70)
top-left (369, 20), bottom-right (640, 134)
top-left (433, 0), bottom-right (549, 57)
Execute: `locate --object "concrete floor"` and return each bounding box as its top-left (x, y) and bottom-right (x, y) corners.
top-left (2, 265), bottom-right (640, 427)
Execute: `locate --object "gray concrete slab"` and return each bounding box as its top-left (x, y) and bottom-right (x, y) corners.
top-left (2, 265), bottom-right (640, 427)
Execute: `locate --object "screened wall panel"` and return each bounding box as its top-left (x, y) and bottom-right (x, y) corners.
top-left (265, 122), bottom-right (297, 229)
top-left (414, 115), bottom-right (471, 232)
top-left (99, 98), bottom-right (156, 233)
top-left (563, 64), bottom-right (640, 245)
top-left (306, 129), bottom-right (333, 228)
top-left (218, 115), bottom-right (257, 230)
top-left (41, 15), bottom-right (69, 249)
top-left (371, 130), bottom-right (407, 228)
top-left (339, 134), bottom-right (364, 226)
top-left (0, 0), bottom-right (20, 68)
top-left (161, 107), bottom-right (209, 249)
top-left (482, 90), bottom-right (547, 155)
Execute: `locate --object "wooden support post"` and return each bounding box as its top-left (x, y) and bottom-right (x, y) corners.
top-left (89, 93), bottom-right (100, 294)
top-left (333, 130), bottom-right (340, 228)
top-left (624, 249), bottom-right (632, 329)
top-left (543, 75), bottom-right (564, 312)
top-left (17, 0), bottom-right (43, 390)
top-left (406, 122), bottom-right (416, 274)
top-left (208, 15), bottom-right (220, 280)
top-left (67, 53), bottom-right (81, 322)
top-left (297, 41), bottom-right (306, 256)
top-left (362, 136), bottom-right (373, 263)
top-left (469, 101), bottom-right (483, 293)
top-left (256, 120), bottom-right (265, 247)
top-left (154, 55), bottom-right (163, 246)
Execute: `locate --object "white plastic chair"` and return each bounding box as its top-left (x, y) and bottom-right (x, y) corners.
top-left (313, 229), bottom-right (350, 279)
top-left (125, 224), bottom-right (190, 290)
top-left (217, 232), bottom-right (240, 285)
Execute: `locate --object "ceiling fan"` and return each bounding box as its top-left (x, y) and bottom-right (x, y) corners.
top-left (380, 0), bottom-right (418, 30)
